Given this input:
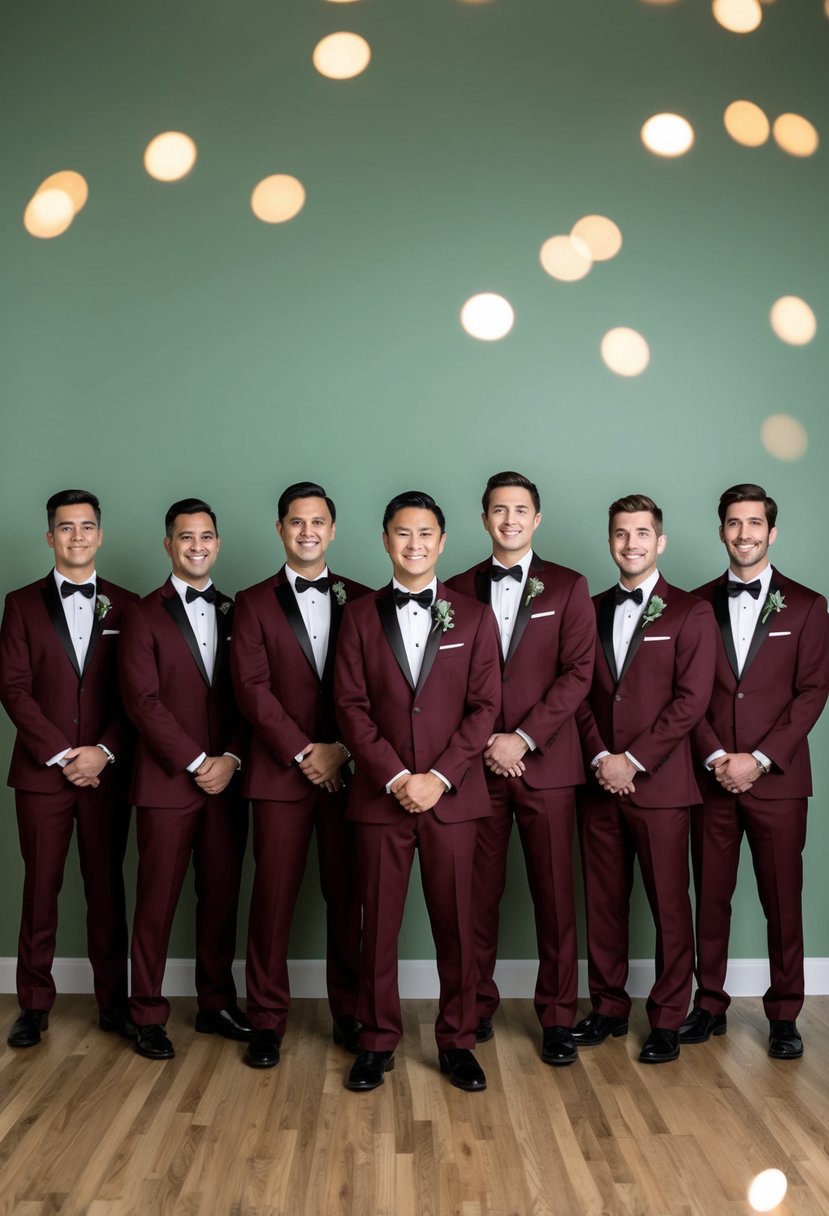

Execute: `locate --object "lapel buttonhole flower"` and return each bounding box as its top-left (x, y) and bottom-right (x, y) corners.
top-left (432, 599), bottom-right (455, 633)
top-left (525, 577), bottom-right (545, 607)
top-left (640, 594), bottom-right (666, 629)
top-left (760, 590), bottom-right (786, 625)
top-left (95, 594), bottom-right (112, 621)
top-left (332, 581), bottom-right (347, 607)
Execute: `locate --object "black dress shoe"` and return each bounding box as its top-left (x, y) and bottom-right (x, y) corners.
top-left (7, 1009), bottom-right (49, 1048)
top-left (99, 1005), bottom-right (138, 1039)
top-left (476, 1017), bottom-right (494, 1044)
top-left (571, 1012), bottom-right (629, 1045)
top-left (438, 1048), bottom-right (487, 1092)
top-left (768, 1019), bottom-right (803, 1059)
top-left (346, 1050), bottom-right (395, 1091)
top-left (333, 1016), bottom-right (363, 1054)
top-left (195, 1006), bottom-right (254, 1041)
top-left (679, 1008), bottom-right (727, 1044)
top-left (639, 1028), bottom-right (680, 1063)
top-left (244, 1030), bottom-right (282, 1068)
top-left (135, 1024), bottom-right (175, 1060)
top-left (541, 1026), bottom-right (578, 1066)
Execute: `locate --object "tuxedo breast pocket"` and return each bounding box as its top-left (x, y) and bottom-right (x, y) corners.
top-left (768, 631), bottom-right (792, 637)
top-left (439, 642), bottom-right (465, 650)
top-left (642, 636), bottom-right (671, 642)
top-left (102, 629), bottom-right (120, 636)
top-left (530, 610), bottom-right (556, 620)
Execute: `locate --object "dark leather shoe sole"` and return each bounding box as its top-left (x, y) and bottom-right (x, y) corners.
top-left (135, 1036), bottom-right (175, 1060)
top-left (639, 1033), bottom-right (680, 1064)
top-left (195, 1010), bottom-right (254, 1041)
top-left (346, 1053), bottom-right (395, 1091)
top-left (679, 1012), bottom-right (727, 1045)
top-left (572, 1018), bottom-right (629, 1046)
top-left (768, 1040), bottom-right (803, 1060)
top-left (438, 1052), bottom-right (487, 1091)
top-left (475, 1018), bottom-right (494, 1044)
top-left (244, 1034), bottom-right (282, 1069)
top-left (541, 1038), bottom-right (578, 1066)
top-left (7, 1012), bottom-right (49, 1048)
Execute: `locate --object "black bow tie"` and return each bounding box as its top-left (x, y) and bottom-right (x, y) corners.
top-left (393, 588), bottom-right (433, 610)
top-left (727, 579), bottom-right (761, 600)
top-left (61, 582), bottom-right (95, 599)
top-left (186, 585), bottom-right (216, 603)
top-left (615, 585), bottom-right (643, 606)
top-left (490, 565), bottom-right (522, 583)
top-left (295, 576), bottom-right (330, 595)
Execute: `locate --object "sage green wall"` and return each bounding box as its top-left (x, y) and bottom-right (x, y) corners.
top-left (1, 0), bottom-right (827, 966)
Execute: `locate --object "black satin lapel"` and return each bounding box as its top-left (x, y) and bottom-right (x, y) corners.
top-left (163, 592), bottom-right (210, 685)
top-left (213, 595), bottom-right (233, 679)
top-left (82, 610), bottom-right (104, 677)
top-left (376, 591), bottom-right (415, 691)
top-left (741, 577), bottom-right (780, 680)
top-left (598, 591), bottom-right (617, 684)
top-left (504, 581), bottom-right (534, 667)
top-left (414, 618), bottom-right (442, 698)
top-left (713, 582), bottom-right (740, 680)
top-left (322, 593), bottom-right (344, 687)
top-left (619, 617), bottom-right (647, 683)
top-left (42, 577), bottom-right (81, 678)
top-left (474, 568), bottom-right (491, 606)
top-left (275, 582), bottom-right (318, 676)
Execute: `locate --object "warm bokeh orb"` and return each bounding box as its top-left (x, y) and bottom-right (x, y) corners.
top-left (747, 1169), bottom-right (788, 1213)
top-left (251, 175), bottom-right (307, 224)
top-left (773, 113), bottom-right (820, 157)
top-left (712, 0), bottom-right (763, 33)
top-left (770, 296), bottom-right (817, 345)
top-left (571, 215), bottom-right (622, 262)
top-left (761, 415), bottom-right (808, 462)
top-left (460, 293), bottom-right (515, 341)
top-left (312, 32), bottom-right (371, 79)
top-left (600, 328), bottom-right (650, 376)
top-left (23, 188), bottom-right (74, 238)
top-left (641, 113), bottom-right (694, 157)
top-left (35, 170), bottom-right (89, 215)
top-left (723, 100), bottom-right (770, 147)
top-left (539, 235), bottom-right (593, 282)
top-left (144, 131), bottom-right (197, 181)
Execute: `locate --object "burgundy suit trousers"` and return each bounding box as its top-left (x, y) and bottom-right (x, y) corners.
top-left (475, 778), bottom-right (578, 1027)
top-left (129, 791), bottom-right (248, 1025)
top-left (690, 789), bottom-right (807, 1021)
top-left (15, 786), bottom-right (130, 1012)
top-left (578, 794), bottom-right (694, 1029)
top-left (356, 813), bottom-right (478, 1053)
top-left (245, 790), bottom-right (361, 1033)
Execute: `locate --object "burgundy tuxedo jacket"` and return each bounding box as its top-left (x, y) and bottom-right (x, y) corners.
top-left (447, 552), bottom-right (595, 789)
top-left (0, 574), bottom-right (138, 795)
top-left (231, 568), bottom-right (370, 801)
top-left (334, 582), bottom-right (501, 824)
top-left (692, 569), bottom-right (829, 800)
top-left (118, 578), bottom-right (244, 808)
top-left (577, 576), bottom-right (717, 808)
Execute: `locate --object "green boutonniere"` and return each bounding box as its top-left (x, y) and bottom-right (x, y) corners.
top-left (640, 594), bottom-right (666, 629)
top-left (218, 599), bottom-right (232, 615)
top-left (94, 594), bottom-right (111, 621)
top-left (760, 589), bottom-right (786, 625)
top-left (525, 577), bottom-right (545, 607)
top-left (432, 599), bottom-right (455, 633)
top-left (332, 581), bottom-right (347, 607)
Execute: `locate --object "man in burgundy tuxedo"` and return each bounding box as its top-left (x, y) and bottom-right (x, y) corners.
top-left (446, 471), bottom-right (594, 1065)
top-left (0, 489), bottom-right (136, 1048)
top-left (231, 481), bottom-right (369, 1069)
top-left (119, 498), bottom-right (249, 1060)
top-left (335, 491), bottom-right (501, 1092)
top-left (681, 483), bottom-right (829, 1060)
top-left (574, 494), bottom-right (716, 1063)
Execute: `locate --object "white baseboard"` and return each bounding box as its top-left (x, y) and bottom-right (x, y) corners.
top-left (2, 957), bottom-right (829, 999)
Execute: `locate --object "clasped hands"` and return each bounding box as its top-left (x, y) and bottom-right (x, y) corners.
top-left (62, 745), bottom-right (108, 788)
top-left (711, 752), bottom-right (764, 794)
top-left (484, 732), bottom-right (528, 778)
top-left (594, 753), bottom-right (637, 796)
top-left (298, 741), bottom-right (346, 794)
top-left (390, 771), bottom-right (445, 814)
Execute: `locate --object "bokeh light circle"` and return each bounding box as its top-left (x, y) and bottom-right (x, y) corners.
top-left (773, 113), bottom-right (820, 157)
top-left (761, 415), bottom-right (808, 462)
top-left (313, 32), bottom-right (371, 79)
top-left (770, 296), bottom-right (816, 345)
top-left (460, 293), bottom-right (515, 341)
top-left (571, 215), bottom-right (622, 262)
top-left (601, 328), bottom-right (650, 376)
top-left (144, 131), bottom-right (197, 181)
top-left (641, 113), bottom-right (695, 157)
top-left (539, 235), bottom-right (593, 282)
top-left (712, 0), bottom-right (763, 33)
top-left (251, 175), bottom-right (307, 224)
top-left (23, 188), bottom-right (74, 238)
top-left (35, 170), bottom-right (89, 215)
top-left (723, 100), bottom-right (770, 147)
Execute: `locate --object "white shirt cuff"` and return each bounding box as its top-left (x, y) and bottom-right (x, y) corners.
top-left (47, 748), bottom-right (71, 768)
top-left (386, 769), bottom-right (411, 794)
top-left (188, 752), bottom-right (207, 773)
top-left (430, 769), bottom-right (451, 791)
top-left (625, 751), bottom-right (645, 773)
top-left (223, 752), bottom-right (241, 770)
top-left (515, 729), bottom-right (536, 752)
top-left (591, 750), bottom-right (610, 769)
top-left (752, 749), bottom-right (771, 772)
top-left (704, 748), bottom-right (727, 770)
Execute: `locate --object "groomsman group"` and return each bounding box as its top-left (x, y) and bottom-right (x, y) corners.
top-left (1, 477), bottom-right (827, 1090)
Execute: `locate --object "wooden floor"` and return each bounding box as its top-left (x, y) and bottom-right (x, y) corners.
top-left (1, 996), bottom-right (829, 1216)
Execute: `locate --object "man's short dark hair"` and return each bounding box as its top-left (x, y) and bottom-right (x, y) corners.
top-left (277, 481), bottom-right (337, 523)
top-left (717, 483), bottom-right (778, 529)
top-left (382, 491), bottom-right (446, 534)
top-left (46, 489), bottom-right (101, 533)
top-left (608, 494), bottom-right (663, 537)
top-left (481, 471), bottom-right (541, 514)
top-left (165, 498), bottom-right (218, 538)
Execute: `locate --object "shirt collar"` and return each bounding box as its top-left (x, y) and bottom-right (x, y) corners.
top-left (171, 572), bottom-right (213, 603)
top-left (54, 569), bottom-right (97, 591)
top-left (726, 564), bottom-right (772, 596)
top-left (491, 550), bottom-right (533, 581)
top-left (392, 577), bottom-right (438, 597)
top-left (285, 564), bottom-right (329, 591)
top-left (616, 568), bottom-right (660, 605)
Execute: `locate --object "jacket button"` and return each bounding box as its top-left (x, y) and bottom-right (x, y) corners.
top-left (615, 694), bottom-right (622, 702)
top-left (413, 706), bottom-right (422, 714)
top-left (737, 692), bottom-right (744, 699)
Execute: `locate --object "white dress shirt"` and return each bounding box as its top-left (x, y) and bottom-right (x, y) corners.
top-left (489, 552), bottom-right (536, 751)
top-left (172, 573), bottom-right (217, 684)
top-left (47, 570), bottom-right (98, 768)
top-left (285, 564), bottom-right (331, 678)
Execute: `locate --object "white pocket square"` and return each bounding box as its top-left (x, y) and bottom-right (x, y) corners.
top-left (102, 629), bottom-right (120, 635)
top-left (643, 635), bottom-right (671, 641)
top-left (530, 610), bottom-right (556, 619)
top-left (439, 642), bottom-right (464, 650)
top-left (769, 631), bottom-right (791, 637)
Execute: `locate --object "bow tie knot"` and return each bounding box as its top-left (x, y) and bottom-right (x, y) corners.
top-left (61, 582), bottom-right (95, 599)
top-left (295, 576), bottom-right (331, 595)
top-left (727, 579), bottom-right (761, 600)
top-left (490, 565), bottom-right (522, 583)
top-left (186, 585), bottom-right (216, 604)
top-left (614, 585), bottom-right (643, 606)
top-left (393, 588), bottom-right (434, 610)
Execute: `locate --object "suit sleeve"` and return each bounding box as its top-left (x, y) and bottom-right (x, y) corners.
top-left (118, 603), bottom-right (205, 774)
top-left (432, 607), bottom-right (501, 789)
top-left (518, 574), bottom-right (596, 749)
top-left (626, 598), bottom-right (717, 773)
top-left (230, 592), bottom-right (310, 765)
top-left (334, 605), bottom-right (408, 792)
top-left (576, 685), bottom-right (606, 766)
top-left (755, 594), bottom-right (829, 770)
top-left (0, 593), bottom-right (71, 763)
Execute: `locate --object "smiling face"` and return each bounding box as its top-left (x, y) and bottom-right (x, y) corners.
top-left (719, 499), bottom-right (776, 581)
top-left (609, 510), bottom-right (666, 588)
top-left (383, 507), bottom-right (446, 591)
top-left (482, 485), bottom-right (541, 565)
top-left (47, 504), bottom-right (102, 581)
top-left (163, 512), bottom-right (220, 588)
top-left (277, 496), bottom-right (336, 578)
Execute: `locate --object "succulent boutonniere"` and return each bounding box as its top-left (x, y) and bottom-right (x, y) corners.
top-left (760, 589), bottom-right (786, 625)
top-left (218, 598), bottom-right (232, 616)
top-left (95, 594), bottom-right (111, 622)
top-left (525, 577), bottom-right (545, 607)
top-left (640, 594), bottom-right (666, 629)
top-left (432, 598), bottom-right (455, 633)
top-left (331, 580), bottom-right (347, 607)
